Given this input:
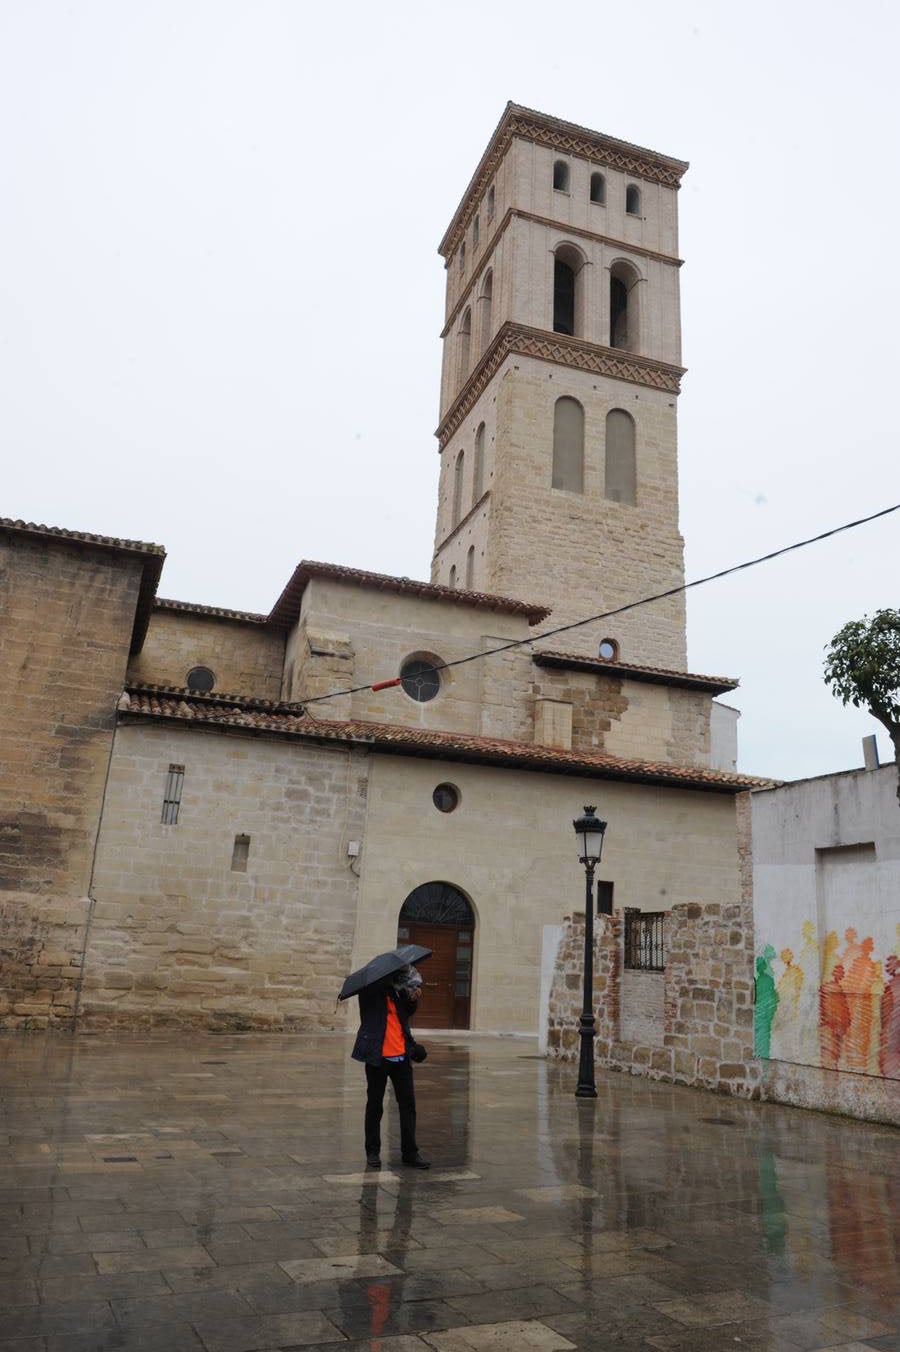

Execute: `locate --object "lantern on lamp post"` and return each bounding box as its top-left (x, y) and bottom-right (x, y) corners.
top-left (572, 805), bottom-right (608, 1098)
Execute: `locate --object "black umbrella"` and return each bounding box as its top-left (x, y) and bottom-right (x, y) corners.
top-left (338, 944), bottom-right (432, 1001)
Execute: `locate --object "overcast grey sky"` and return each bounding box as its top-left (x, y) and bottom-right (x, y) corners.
top-left (2, 1), bottom-right (898, 781)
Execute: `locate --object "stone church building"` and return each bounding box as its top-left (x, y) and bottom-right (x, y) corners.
top-left (1, 106), bottom-right (767, 1092)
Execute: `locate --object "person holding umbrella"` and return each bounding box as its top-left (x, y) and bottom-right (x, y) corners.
top-left (340, 944), bottom-right (432, 1170)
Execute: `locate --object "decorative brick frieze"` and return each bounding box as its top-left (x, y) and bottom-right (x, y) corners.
top-left (437, 323), bottom-right (685, 449)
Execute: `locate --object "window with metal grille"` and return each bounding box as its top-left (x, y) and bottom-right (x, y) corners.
top-left (624, 909), bottom-right (665, 971)
top-left (161, 765), bottom-right (185, 825)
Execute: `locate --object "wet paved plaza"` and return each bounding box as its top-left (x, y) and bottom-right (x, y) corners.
top-left (0, 1031), bottom-right (897, 1352)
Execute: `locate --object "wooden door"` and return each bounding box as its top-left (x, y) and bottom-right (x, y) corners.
top-left (398, 921), bottom-right (472, 1028)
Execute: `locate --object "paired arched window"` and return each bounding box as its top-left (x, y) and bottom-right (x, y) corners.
top-left (590, 172), bottom-right (606, 204)
top-left (553, 243), bottom-right (584, 337)
top-left (465, 546), bottom-right (475, 590)
top-left (479, 270), bottom-right (493, 355)
top-left (472, 422), bottom-right (485, 505)
top-left (605, 409), bottom-right (636, 505)
top-left (625, 184), bottom-right (641, 215)
top-left (553, 160), bottom-right (570, 192)
top-left (609, 261), bottom-right (639, 352)
top-left (458, 308), bottom-right (472, 385)
top-left (452, 450), bottom-right (465, 526)
top-left (552, 397), bottom-right (584, 493)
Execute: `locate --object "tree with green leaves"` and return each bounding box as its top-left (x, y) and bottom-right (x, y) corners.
top-left (824, 609), bottom-right (900, 806)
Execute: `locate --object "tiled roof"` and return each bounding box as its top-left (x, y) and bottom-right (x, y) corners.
top-left (121, 685), bottom-right (772, 794)
top-left (267, 560), bottom-right (551, 628)
top-left (533, 650), bottom-right (739, 694)
top-left (0, 517), bottom-right (164, 555)
top-left (1, 517), bottom-right (165, 655)
top-left (156, 598), bottom-right (269, 625)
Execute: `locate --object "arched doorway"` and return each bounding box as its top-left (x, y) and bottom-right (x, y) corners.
top-left (397, 882), bottom-right (474, 1029)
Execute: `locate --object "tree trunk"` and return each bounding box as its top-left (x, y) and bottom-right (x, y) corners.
top-left (890, 725), bottom-right (900, 810)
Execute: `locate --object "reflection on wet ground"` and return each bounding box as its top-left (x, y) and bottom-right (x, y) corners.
top-left (0, 1031), bottom-right (897, 1350)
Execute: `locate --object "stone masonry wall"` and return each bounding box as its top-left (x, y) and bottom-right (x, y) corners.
top-left (82, 723), bottom-right (368, 1031)
top-left (129, 610), bottom-right (285, 700)
top-left (547, 795), bottom-right (760, 1095)
top-left (0, 535), bottom-right (144, 1029)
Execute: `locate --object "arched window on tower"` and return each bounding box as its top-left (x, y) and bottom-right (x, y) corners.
top-left (626, 184), bottom-right (641, 215)
top-left (609, 261), bottom-right (639, 352)
top-left (552, 397), bottom-right (584, 493)
top-left (590, 172), bottom-right (606, 204)
top-left (473, 214), bottom-right (480, 246)
top-left (553, 243), bottom-right (585, 337)
top-left (453, 450), bottom-right (465, 526)
top-left (458, 309), bottom-right (471, 386)
top-left (605, 409), bottom-right (636, 505)
top-left (487, 185), bottom-right (495, 220)
top-left (465, 545), bottom-right (475, 590)
top-left (553, 160), bottom-right (570, 192)
top-left (472, 422), bottom-right (485, 505)
top-left (449, 565), bottom-right (457, 590)
top-left (479, 270), bottom-right (493, 355)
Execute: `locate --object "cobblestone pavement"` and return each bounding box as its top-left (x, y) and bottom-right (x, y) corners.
top-left (0, 1031), bottom-right (897, 1351)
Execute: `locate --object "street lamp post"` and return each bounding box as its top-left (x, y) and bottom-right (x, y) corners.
top-left (572, 805), bottom-right (608, 1099)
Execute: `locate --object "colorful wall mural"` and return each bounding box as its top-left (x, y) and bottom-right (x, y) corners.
top-left (754, 922), bottom-right (900, 1079)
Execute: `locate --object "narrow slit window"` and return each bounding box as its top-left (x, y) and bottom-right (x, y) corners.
top-left (487, 185), bottom-right (495, 220)
top-left (465, 545), bottom-right (475, 589)
top-left (473, 214), bottom-right (480, 246)
top-left (449, 564), bottom-right (457, 590)
top-left (553, 159), bottom-right (570, 192)
top-left (161, 765), bottom-right (184, 825)
top-left (472, 422), bottom-right (485, 504)
top-left (231, 834), bottom-right (250, 872)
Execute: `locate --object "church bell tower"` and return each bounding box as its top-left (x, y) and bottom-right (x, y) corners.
top-left (431, 104), bottom-right (690, 670)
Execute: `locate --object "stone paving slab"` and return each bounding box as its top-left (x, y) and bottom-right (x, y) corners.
top-left (0, 1030), bottom-right (898, 1352)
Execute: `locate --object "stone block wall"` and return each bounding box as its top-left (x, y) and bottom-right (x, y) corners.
top-left (82, 724), bottom-right (369, 1031)
top-left (129, 610), bottom-right (285, 700)
top-left (546, 796), bottom-right (759, 1096)
top-left (0, 535), bottom-right (145, 1029)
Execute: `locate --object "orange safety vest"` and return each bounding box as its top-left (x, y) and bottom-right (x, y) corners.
top-left (382, 994), bottom-right (406, 1058)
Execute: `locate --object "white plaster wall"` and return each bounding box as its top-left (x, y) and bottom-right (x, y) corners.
top-left (710, 702), bottom-right (740, 773)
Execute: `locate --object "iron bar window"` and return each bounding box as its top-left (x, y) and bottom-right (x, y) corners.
top-left (161, 765), bottom-right (185, 825)
top-left (624, 909), bottom-right (665, 971)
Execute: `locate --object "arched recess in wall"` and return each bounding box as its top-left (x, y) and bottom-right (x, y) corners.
top-left (553, 242), bottom-right (586, 337)
top-left (452, 450), bottom-right (465, 526)
top-left (397, 881), bottom-right (476, 1029)
top-left (465, 545), bottom-right (475, 590)
top-left (552, 396), bottom-right (584, 493)
top-left (478, 270), bottom-right (493, 356)
top-left (605, 409), bottom-right (636, 505)
top-left (609, 260), bottom-right (640, 352)
top-left (472, 422), bottom-right (485, 506)
top-left (457, 308), bottom-right (472, 387)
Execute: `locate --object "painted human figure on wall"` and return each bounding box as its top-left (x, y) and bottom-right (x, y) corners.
top-left (795, 920), bottom-right (821, 1064)
top-left (772, 948), bottom-right (803, 1062)
top-left (843, 936), bottom-right (883, 1072)
top-left (879, 954), bottom-right (900, 1078)
top-left (754, 945), bottom-right (778, 1059)
top-left (819, 963), bottom-right (851, 1070)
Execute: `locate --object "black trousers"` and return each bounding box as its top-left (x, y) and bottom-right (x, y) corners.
top-left (365, 1058), bottom-right (417, 1159)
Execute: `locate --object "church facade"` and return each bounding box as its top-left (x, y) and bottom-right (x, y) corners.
top-left (1, 107), bottom-right (765, 1080)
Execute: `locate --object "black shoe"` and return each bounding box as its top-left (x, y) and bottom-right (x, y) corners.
top-left (402, 1153), bottom-right (431, 1169)
top-left (366, 1152), bottom-right (382, 1169)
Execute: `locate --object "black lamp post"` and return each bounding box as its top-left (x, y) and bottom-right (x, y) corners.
top-left (572, 804), bottom-right (608, 1098)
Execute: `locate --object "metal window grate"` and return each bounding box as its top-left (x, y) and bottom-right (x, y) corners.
top-left (161, 765), bottom-right (184, 825)
top-left (624, 909), bottom-right (665, 971)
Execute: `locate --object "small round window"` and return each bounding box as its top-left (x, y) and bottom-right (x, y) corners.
top-left (433, 783), bottom-right (460, 813)
top-left (598, 639), bottom-right (619, 661)
top-left (186, 666), bottom-right (215, 692)
top-left (400, 658), bottom-right (441, 703)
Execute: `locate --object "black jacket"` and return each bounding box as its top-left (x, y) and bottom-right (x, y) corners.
top-left (351, 982), bottom-right (422, 1066)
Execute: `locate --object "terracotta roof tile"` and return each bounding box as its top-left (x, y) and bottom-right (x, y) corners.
top-left (156, 598), bottom-right (269, 624)
top-left (533, 650), bottom-right (739, 693)
top-left (0, 516), bottom-right (164, 555)
top-left (122, 685), bottom-right (773, 794)
top-left (267, 560), bottom-right (551, 628)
